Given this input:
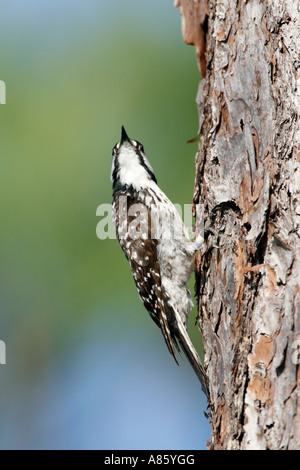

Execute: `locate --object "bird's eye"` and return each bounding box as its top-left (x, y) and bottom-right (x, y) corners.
top-left (138, 143), bottom-right (144, 152)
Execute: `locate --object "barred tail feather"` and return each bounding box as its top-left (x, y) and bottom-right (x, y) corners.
top-left (176, 320), bottom-right (209, 398)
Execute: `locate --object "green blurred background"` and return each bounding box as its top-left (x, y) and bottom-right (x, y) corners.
top-left (0, 0), bottom-right (210, 449)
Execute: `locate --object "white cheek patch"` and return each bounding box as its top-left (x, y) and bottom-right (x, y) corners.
top-left (111, 155), bottom-right (116, 182)
top-left (118, 146), bottom-right (150, 189)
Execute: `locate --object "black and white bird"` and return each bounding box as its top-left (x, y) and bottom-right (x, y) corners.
top-left (111, 126), bottom-right (209, 398)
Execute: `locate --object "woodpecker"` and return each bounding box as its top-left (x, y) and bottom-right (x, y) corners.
top-left (111, 126), bottom-right (209, 398)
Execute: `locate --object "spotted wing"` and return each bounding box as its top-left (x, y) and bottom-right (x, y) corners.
top-left (113, 193), bottom-right (178, 363)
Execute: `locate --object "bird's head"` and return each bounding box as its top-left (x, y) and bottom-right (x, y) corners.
top-left (111, 126), bottom-right (157, 192)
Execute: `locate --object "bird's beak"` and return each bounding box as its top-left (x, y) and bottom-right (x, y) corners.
top-left (120, 125), bottom-right (130, 145)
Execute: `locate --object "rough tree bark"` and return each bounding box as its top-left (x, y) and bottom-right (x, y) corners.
top-left (175, 0), bottom-right (300, 450)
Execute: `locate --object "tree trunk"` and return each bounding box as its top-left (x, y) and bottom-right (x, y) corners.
top-left (175, 0), bottom-right (300, 450)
